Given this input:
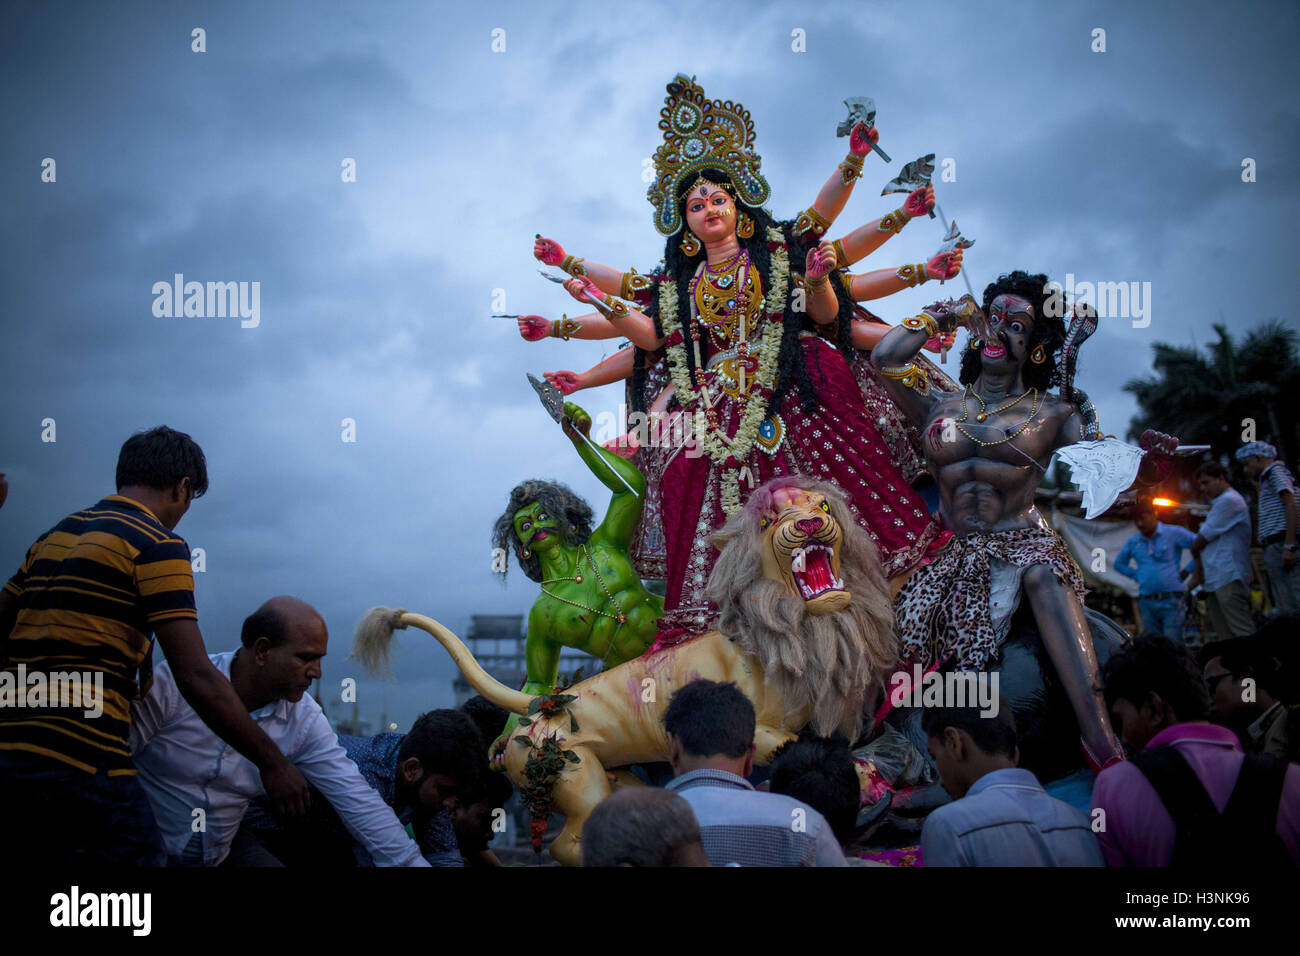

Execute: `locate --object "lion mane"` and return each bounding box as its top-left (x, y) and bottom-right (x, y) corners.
top-left (705, 476), bottom-right (898, 740)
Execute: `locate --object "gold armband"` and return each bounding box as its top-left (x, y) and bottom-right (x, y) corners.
top-left (902, 312), bottom-right (939, 337)
top-left (877, 205), bottom-right (912, 235)
top-left (619, 268), bottom-right (652, 299)
top-left (552, 317), bottom-right (582, 341)
top-left (561, 255), bottom-right (587, 277)
top-left (793, 204), bottom-right (832, 237)
top-left (895, 262), bottom-right (930, 288)
top-left (878, 362), bottom-right (931, 394)
top-left (838, 152), bottom-right (865, 185)
top-left (829, 238), bottom-right (849, 269)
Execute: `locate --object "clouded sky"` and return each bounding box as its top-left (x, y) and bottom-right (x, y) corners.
top-left (2, 0), bottom-right (1296, 731)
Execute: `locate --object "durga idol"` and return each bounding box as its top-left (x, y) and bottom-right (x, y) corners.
top-left (526, 76), bottom-right (954, 631)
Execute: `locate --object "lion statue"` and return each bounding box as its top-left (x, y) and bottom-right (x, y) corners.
top-left (351, 476), bottom-right (897, 865)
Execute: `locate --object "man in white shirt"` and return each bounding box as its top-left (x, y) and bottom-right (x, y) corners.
top-left (1190, 463), bottom-right (1254, 640)
top-left (130, 595), bottom-right (429, 866)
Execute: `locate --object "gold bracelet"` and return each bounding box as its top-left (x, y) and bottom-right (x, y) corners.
top-left (877, 205), bottom-right (912, 234)
top-left (561, 255), bottom-right (587, 277)
top-left (878, 362), bottom-right (931, 394)
top-left (552, 317), bottom-right (581, 341)
top-left (619, 268), bottom-right (652, 299)
top-left (895, 262), bottom-right (930, 288)
top-left (794, 204), bottom-right (832, 237)
top-left (902, 312), bottom-right (939, 336)
top-left (807, 273), bottom-right (830, 293)
top-left (838, 152), bottom-right (865, 185)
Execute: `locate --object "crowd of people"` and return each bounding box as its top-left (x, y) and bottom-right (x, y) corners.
top-left (1, 426), bottom-right (1296, 867)
top-left (1117, 444), bottom-right (1298, 643)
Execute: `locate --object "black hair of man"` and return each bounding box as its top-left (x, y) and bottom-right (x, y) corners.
top-left (116, 425), bottom-right (209, 498)
top-left (663, 679), bottom-right (754, 758)
top-left (462, 766), bottom-right (514, 809)
top-left (1197, 461), bottom-right (1230, 483)
top-left (241, 604), bottom-right (290, 648)
top-left (1103, 633), bottom-right (1210, 721)
top-left (768, 735), bottom-right (860, 845)
top-left (1200, 637), bottom-right (1284, 700)
top-left (398, 709), bottom-right (484, 790)
top-left (461, 695), bottom-right (510, 747)
top-left (921, 699), bottom-right (1018, 758)
top-left (581, 787), bottom-right (702, 867)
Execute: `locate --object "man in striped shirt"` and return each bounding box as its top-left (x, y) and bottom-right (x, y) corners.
top-left (0, 426), bottom-right (309, 865)
top-left (1236, 442), bottom-right (1299, 615)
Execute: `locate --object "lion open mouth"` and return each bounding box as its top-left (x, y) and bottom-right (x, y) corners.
top-left (793, 543), bottom-right (844, 601)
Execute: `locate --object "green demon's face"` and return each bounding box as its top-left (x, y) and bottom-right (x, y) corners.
top-left (513, 502), bottom-right (560, 555)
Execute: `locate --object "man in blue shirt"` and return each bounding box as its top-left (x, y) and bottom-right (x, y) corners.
top-left (662, 680), bottom-right (845, 867)
top-left (1190, 462), bottom-right (1255, 639)
top-left (1115, 504), bottom-right (1196, 640)
top-left (920, 701), bottom-right (1103, 866)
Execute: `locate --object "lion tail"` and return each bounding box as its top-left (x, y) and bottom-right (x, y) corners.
top-left (350, 607), bottom-right (533, 714)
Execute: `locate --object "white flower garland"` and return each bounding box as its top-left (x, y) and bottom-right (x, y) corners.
top-left (661, 225), bottom-right (790, 515)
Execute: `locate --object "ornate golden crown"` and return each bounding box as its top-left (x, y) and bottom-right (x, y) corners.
top-left (647, 74), bottom-right (771, 236)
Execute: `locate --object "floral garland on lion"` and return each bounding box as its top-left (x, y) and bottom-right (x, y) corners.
top-left (660, 224), bottom-right (790, 516)
top-left (513, 693), bottom-right (581, 854)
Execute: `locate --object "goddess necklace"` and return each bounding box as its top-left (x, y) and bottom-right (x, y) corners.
top-left (955, 385), bottom-right (1041, 447)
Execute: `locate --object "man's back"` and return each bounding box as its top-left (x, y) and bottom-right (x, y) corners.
top-left (922, 768), bottom-right (1103, 866)
top-left (2, 495), bottom-right (195, 773)
top-left (666, 769), bottom-right (846, 867)
top-left (1092, 722), bottom-right (1300, 866)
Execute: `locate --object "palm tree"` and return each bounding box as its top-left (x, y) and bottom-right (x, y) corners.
top-left (1124, 321), bottom-right (1300, 464)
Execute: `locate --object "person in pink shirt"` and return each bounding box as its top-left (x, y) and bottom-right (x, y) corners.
top-left (1092, 634), bottom-right (1300, 866)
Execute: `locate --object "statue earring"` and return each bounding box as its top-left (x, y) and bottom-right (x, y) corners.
top-left (736, 211), bottom-right (754, 239)
top-left (679, 230), bottom-right (701, 256)
top-left (970, 337), bottom-right (984, 350)
top-left (1030, 344), bottom-right (1046, 364)
top-left (522, 546), bottom-right (531, 559)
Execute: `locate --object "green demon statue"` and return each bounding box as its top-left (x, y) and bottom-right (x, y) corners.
top-left (490, 401), bottom-right (664, 748)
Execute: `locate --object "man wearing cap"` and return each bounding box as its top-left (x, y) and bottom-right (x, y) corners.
top-left (1236, 442), bottom-right (1299, 615)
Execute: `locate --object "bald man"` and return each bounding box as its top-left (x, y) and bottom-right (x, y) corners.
top-left (130, 596), bottom-right (430, 866)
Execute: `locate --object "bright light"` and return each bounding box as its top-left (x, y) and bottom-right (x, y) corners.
top-left (1152, 498), bottom-right (1176, 507)
top-left (389, 722), bottom-right (398, 730)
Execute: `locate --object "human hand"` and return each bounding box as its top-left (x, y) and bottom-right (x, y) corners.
top-left (806, 243), bottom-right (836, 280)
top-left (563, 276), bottom-right (603, 305)
top-left (517, 315), bottom-right (549, 341)
top-left (261, 757), bottom-right (310, 819)
top-left (926, 249), bottom-right (962, 281)
top-left (922, 331), bottom-right (957, 354)
top-left (544, 370), bottom-right (584, 394)
top-left (904, 184), bottom-right (935, 219)
top-left (849, 121), bottom-right (879, 157)
top-left (534, 236), bottom-right (565, 266)
top-left (603, 432), bottom-right (640, 459)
